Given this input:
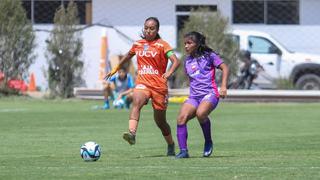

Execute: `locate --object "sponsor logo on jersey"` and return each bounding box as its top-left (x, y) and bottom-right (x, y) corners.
top-left (135, 84), bottom-right (146, 89)
top-left (143, 44), bottom-right (149, 52)
top-left (138, 65), bottom-right (159, 75)
top-left (136, 50), bottom-right (157, 58)
top-left (189, 70), bottom-right (200, 77)
top-left (154, 42), bottom-right (164, 47)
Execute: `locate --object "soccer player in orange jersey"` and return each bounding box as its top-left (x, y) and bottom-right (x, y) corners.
top-left (105, 17), bottom-right (180, 156)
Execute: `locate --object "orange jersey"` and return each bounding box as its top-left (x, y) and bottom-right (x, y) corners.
top-left (129, 39), bottom-right (172, 91)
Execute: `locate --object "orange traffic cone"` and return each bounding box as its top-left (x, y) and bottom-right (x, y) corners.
top-left (28, 73), bottom-right (36, 91)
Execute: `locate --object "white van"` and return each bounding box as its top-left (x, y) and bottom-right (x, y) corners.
top-left (231, 29), bottom-right (320, 90)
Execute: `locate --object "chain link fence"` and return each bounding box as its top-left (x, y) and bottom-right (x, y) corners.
top-left (19, 0), bottom-right (320, 90)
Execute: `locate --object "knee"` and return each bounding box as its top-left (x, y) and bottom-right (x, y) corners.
top-left (155, 120), bottom-right (171, 135)
top-left (103, 83), bottom-right (111, 92)
top-left (177, 113), bottom-right (188, 125)
top-left (196, 110), bottom-right (207, 121)
top-left (132, 97), bottom-right (147, 110)
top-left (155, 119), bottom-right (167, 128)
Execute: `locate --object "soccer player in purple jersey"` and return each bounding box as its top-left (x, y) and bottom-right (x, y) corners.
top-left (175, 31), bottom-right (229, 158)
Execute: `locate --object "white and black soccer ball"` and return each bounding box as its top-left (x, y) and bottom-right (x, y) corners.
top-left (80, 141), bottom-right (101, 161)
top-left (113, 99), bottom-right (125, 108)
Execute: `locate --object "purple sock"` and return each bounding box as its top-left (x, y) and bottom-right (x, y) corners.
top-left (200, 118), bottom-right (212, 144)
top-left (177, 124), bottom-right (188, 150)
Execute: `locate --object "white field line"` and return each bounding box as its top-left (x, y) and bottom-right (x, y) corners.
top-left (0, 108), bottom-right (28, 112)
top-left (1, 165), bottom-right (319, 170)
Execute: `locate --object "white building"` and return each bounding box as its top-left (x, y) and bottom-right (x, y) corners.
top-left (23, 0), bottom-right (320, 89)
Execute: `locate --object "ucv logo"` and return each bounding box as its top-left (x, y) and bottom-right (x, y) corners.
top-left (136, 51), bottom-right (157, 58)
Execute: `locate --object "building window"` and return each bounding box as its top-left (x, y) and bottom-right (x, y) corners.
top-left (21, 0), bottom-right (92, 24)
top-left (176, 5), bottom-right (217, 31)
top-left (232, 0), bottom-right (299, 24)
top-left (176, 5), bottom-right (217, 42)
top-left (267, 1), bottom-right (299, 24)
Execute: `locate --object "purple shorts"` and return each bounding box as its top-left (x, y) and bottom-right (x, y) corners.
top-left (185, 93), bottom-right (219, 110)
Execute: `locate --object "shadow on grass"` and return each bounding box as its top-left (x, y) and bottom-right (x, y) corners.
top-left (135, 154), bottom-right (235, 159)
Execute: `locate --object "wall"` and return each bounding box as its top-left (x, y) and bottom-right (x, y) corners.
top-left (29, 0), bottom-right (320, 90)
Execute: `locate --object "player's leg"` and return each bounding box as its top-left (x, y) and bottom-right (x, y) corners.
top-left (196, 94), bottom-right (219, 157)
top-left (102, 82), bottom-right (115, 109)
top-left (151, 90), bottom-right (176, 156)
top-left (175, 99), bottom-right (197, 158)
top-left (153, 109), bottom-right (176, 156)
top-left (123, 89), bottom-right (150, 145)
top-left (124, 91), bottom-right (133, 109)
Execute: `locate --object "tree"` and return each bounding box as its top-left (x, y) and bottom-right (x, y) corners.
top-left (46, 1), bottom-right (83, 98)
top-left (174, 8), bottom-right (239, 88)
top-left (0, 0), bottom-right (35, 94)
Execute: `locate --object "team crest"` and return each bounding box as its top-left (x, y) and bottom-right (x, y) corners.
top-left (143, 44), bottom-right (149, 52)
top-left (191, 65), bottom-right (197, 70)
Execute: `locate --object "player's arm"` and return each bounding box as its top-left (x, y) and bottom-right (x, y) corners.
top-left (105, 52), bottom-right (134, 80)
top-left (218, 63), bottom-right (229, 98)
top-left (118, 88), bottom-right (133, 99)
top-left (162, 50), bottom-right (180, 79)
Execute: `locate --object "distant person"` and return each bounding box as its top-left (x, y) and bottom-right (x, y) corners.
top-left (175, 31), bottom-right (229, 158)
top-left (103, 67), bottom-right (134, 109)
top-left (105, 17), bottom-right (180, 156)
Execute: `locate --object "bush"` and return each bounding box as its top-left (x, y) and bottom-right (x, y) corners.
top-left (274, 77), bottom-right (295, 90)
top-left (0, 0), bottom-right (35, 95)
top-left (172, 8), bottom-right (239, 88)
top-left (45, 1), bottom-right (84, 98)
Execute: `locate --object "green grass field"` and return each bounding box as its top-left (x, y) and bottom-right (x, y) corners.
top-left (0, 97), bottom-right (319, 179)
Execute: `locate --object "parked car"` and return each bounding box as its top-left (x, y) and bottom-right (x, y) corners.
top-left (0, 72), bottom-right (28, 92)
top-left (231, 30), bottom-right (320, 90)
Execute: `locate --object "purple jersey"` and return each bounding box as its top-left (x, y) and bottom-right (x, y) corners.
top-left (185, 52), bottom-right (223, 98)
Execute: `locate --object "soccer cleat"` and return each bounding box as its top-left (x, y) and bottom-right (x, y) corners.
top-left (122, 132), bottom-right (136, 145)
top-left (175, 149), bottom-right (189, 158)
top-left (203, 142), bottom-right (213, 157)
top-left (103, 103), bottom-right (110, 110)
top-left (167, 143), bottom-right (175, 156)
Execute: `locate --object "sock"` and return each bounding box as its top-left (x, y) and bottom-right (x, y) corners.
top-left (177, 124), bottom-right (188, 150)
top-left (200, 118), bottom-right (212, 144)
top-left (104, 100), bottom-right (109, 106)
top-left (128, 119), bottom-right (138, 135)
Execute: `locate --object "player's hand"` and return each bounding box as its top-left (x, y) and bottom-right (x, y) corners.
top-left (162, 72), bottom-right (171, 80)
top-left (117, 93), bottom-right (123, 100)
top-left (104, 65), bottom-right (120, 80)
top-left (219, 87), bottom-right (227, 99)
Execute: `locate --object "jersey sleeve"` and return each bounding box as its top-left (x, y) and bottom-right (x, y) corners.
top-left (211, 52), bottom-right (224, 68)
top-left (161, 40), bottom-right (173, 54)
top-left (129, 41), bottom-right (139, 55)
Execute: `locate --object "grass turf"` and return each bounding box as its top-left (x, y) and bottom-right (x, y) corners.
top-left (0, 97), bottom-right (319, 179)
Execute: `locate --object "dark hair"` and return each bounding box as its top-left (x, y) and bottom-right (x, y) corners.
top-left (141, 17), bottom-right (161, 40)
top-left (119, 66), bottom-right (127, 72)
top-left (184, 31), bottom-right (213, 56)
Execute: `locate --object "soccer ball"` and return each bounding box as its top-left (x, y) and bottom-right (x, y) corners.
top-left (80, 141), bottom-right (101, 161)
top-left (113, 99), bottom-right (125, 109)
